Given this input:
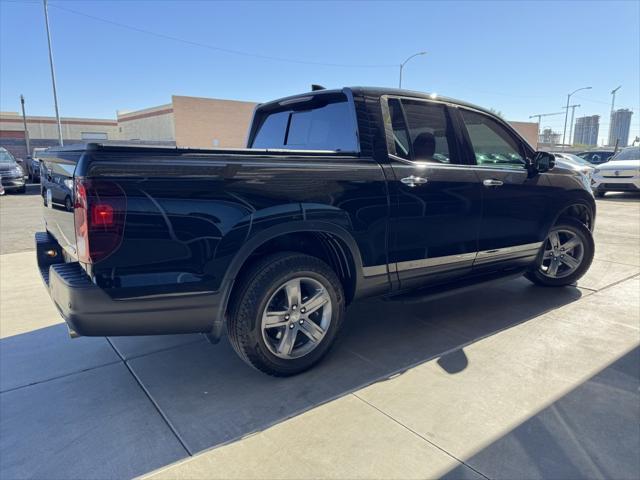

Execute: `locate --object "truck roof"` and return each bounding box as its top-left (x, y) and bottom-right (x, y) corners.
top-left (259, 86), bottom-right (497, 117)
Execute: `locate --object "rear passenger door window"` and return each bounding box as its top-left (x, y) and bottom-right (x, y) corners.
top-left (401, 100), bottom-right (459, 164)
top-left (460, 109), bottom-right (526, 169)
top-left (388, 99), bottom-right (460, 164)
top-left (388, 99), bottom-right (411, 160)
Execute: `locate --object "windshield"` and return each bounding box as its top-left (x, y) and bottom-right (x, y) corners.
top-left (563, 153), bottom-right (592, 166)
top-left (0, 149), bottom-right (17, 164)
top-left (611, 147), bottom-right (640, 161)
top-left (553, 153), bottom-right (592, 167)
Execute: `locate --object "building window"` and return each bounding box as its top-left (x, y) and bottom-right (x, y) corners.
top-left (81, 132), bottom-right (108, 140)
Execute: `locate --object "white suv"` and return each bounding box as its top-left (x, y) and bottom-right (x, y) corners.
top-left (591, 146), bottom-right (640, 197)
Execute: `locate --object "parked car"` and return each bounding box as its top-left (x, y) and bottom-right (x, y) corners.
top-left (577, 150), bottom-right (615, 165)
top-left (36, 87), bottom-right (596, 376)
top-left (0, 147), bottom-right (26, 193)
top-left (552, 152), bottom-right (595, 182)
top-left (41, 165), bottom-right (74, 211)
top-left (590, 146), bottom-right (640, 197)
top-left (28, 147), bottom-right (48, 182)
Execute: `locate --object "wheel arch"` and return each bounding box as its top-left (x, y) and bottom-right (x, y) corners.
top-left (209, 221), bottom-right (364, 342)
top-left (553, 197), bottom-right (595, 232)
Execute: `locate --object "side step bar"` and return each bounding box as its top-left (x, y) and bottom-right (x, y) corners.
top-left (383, 269), bottom-right (526, 304)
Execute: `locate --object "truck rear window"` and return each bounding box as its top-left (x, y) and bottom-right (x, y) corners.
top-left (251, 97), bottom-right (358, 152)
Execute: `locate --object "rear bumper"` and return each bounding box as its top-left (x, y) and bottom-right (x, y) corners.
top-left (36, 232), bottom-right (222, 338)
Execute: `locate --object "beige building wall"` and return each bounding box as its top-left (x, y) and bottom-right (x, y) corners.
top-left (117, 104), bottom-right (175, 141)
top-left (0, 112), bottom-right (119, 140)
top-left (509, 121), bottom-right (539, 149)
top-left (172, 95), bottom-right (257, 148)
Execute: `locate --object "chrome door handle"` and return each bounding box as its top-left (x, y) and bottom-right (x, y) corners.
top-left (483, 179), bottom-right (504, 187)
top-left (401, 175), bottom-right (428, 187)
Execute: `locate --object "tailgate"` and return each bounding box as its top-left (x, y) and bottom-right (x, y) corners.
top-left (40, 150), bottom-right (82, 260)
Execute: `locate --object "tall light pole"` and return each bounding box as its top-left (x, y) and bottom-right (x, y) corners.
top-left (562, 86), bottom-right (591, 149)
top-left (608, 85), bottom-right (622, 146)
top-left (20, 95), bottom-right (31, 156)
top-left (43, 0), bottom-right (63, 146)
top-left (399, 51), bottom-right (427, 89)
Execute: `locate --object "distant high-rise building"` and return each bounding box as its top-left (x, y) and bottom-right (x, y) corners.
top-left (573, 115), bottom-right (599, 146)
top-left (608, 109), bottom-right (633, 147)
top-left (539, 128), bottom-right (561, 145)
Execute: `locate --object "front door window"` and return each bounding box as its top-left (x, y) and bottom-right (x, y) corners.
top-left (460, 109), bottom-right (526, 169)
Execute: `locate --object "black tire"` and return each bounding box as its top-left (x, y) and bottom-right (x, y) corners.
top-left (64, 196), bottom-right (73, 211)
top-left (595, 191), bottom-right (605, 198)
top-left (17, 186), bottom-right (26, 194)
top-left (227, 252), bottom-right (345, 376)
top-left (525, 218), bottom-right (594, 287)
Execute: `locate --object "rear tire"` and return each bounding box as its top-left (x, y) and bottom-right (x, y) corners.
top-left (525, 218), bottom-right (594, 287)
top-left (227, 252), bottom-right (345, 376)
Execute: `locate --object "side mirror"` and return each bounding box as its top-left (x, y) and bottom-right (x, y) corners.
top-left (531, 151), bottom-right (555, 174)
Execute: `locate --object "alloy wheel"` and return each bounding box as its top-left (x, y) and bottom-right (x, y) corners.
top-left (539, 229), bottom-right (584, 279)
top-left (261, 277), bottom-right (332, 359)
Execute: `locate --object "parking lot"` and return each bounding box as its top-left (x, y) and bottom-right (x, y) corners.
top-left (1, 188), bottom-right (639, 479)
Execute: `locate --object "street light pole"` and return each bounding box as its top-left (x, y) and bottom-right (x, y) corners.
top-left (20, 95), bottom-right (31, 156)
top-left (399, 51), bottom-right (427, 89)
top-left (43, 0), bottom-right (63, 146)
top-left (562, 86), bottom-right (591, 149)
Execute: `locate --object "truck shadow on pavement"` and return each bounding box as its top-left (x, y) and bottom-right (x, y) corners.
top-left (0, 276), bottom-right (584, 479)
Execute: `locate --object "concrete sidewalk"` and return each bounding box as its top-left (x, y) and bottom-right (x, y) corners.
top-left (143, 276), bottom-right (639, 480)
top-left (1, 194), bottom-right (639, 479)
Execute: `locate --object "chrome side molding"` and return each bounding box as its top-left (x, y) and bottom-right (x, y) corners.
top-left (362, 242), bottom-right (543, 277)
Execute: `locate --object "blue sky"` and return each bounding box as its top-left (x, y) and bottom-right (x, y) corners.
top-left (1, 0), bottom-right (638, 145)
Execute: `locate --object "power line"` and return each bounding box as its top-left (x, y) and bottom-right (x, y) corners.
top-left (48, 3), bottom-right (397, 69)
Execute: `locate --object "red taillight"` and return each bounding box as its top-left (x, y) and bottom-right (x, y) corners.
top-left (91, 204), bottom-right (114, 227)
top-left (74, 178), bottom-right (125, 264)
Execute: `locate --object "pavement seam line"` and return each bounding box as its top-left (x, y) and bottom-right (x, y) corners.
top-left (592, 272), bottom-right (640, 293)
top-left (0, 359), bottom-right (123, 394)
top-left (106, 337), bottom-right (194, 456)
top-left (352, 393), bottom-right (492, 480)
top-left (109, 336), bottom-right (205, 362)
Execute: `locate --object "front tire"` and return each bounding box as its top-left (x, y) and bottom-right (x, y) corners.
top-left (525, 218), bottom-right (594, 287)
top-left (227, 252), bottom-right (345, 376)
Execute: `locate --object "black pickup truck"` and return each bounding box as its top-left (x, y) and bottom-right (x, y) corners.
top-left (37, 87), bottom-right (595, 376)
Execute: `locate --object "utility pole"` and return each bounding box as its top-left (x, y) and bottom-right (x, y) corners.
top-left (609, 85), bottom-right (622, 146)
top-left (20, 95), bottom-right (31, 156)
top-left (562, 104), bottom-right (580, 147)
top-left (562, 86), bottom-right (591, 149)
top-left (43, 0), bottom-right (63, 146)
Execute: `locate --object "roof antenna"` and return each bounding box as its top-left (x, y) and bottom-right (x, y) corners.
top-left (311, 84), bottom-right (326, 91)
